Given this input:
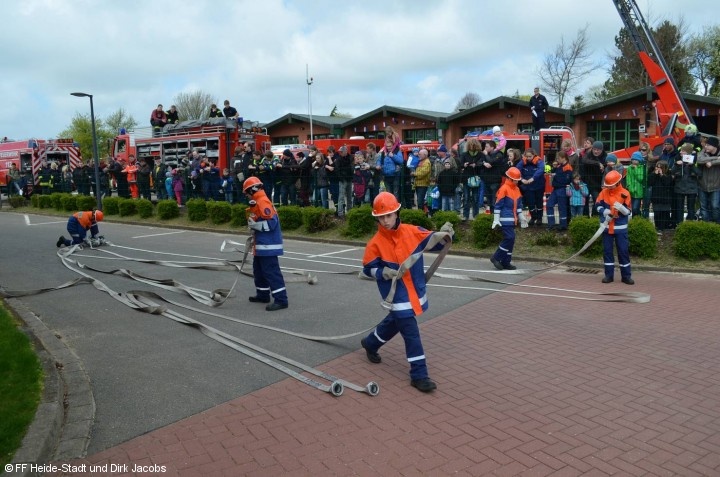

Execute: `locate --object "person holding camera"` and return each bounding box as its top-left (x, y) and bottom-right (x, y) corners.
top-left (648, 161), bottom-right (674, 233)
top-left (671, 142), bottom-right (700, 223)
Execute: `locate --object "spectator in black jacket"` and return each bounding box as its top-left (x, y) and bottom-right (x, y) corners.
top-left (479, 140), bottom-right (506, 213)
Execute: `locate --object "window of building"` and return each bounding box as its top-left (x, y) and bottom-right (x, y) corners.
top-left (273, 136), bottom-right (299, 145)
top-left (586, 120), bottom-right (640, 151)
top-left (403, 129), bottom-right (436, 143)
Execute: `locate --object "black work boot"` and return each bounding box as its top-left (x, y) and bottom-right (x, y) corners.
top-left (411, 377), bottom-right (437, 392)
top-left (266, 302), bottom-right (288, 311)
top-left (360, 338), bottom-right (381, 364)
top-left (248, 296), bottom-right (270, 303)
top-left (56, 236), bottom-right (66, 248)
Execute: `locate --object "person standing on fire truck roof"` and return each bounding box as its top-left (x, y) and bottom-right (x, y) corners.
top-left (243, 176), bottom-right (288, 312)
top-left (529, 87), bottom-right (549, 132)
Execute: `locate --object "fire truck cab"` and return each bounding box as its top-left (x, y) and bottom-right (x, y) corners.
top-left (112, 118), bottom-right (271, 171)
top-left (456, 127), bottom-right (577, 164)
top-left (0, 138), bottom-right (81, 195)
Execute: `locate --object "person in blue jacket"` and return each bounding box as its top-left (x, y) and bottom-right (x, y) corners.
top-left (546, 150), bottom-right (573, 231)
top-left (490, 167), bottom-right (527, 270)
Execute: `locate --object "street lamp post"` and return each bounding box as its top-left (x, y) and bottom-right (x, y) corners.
top-left (306, 64), bottom-right (313, 144)
top-left (70, 92), bottom-right (103, 211)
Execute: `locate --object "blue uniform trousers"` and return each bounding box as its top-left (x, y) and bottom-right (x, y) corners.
top-left (602, 231), bottom-right (631, 280)
top-left (252, 256), bottom-right (288, 305)
top-left (364, 313), bottom-right (428, 380)
top-left (546, 188), bottom-right (568, 228)
top-left (492, 225), bottom-right (515, 266)
top-left (65, 217), bottom-right (98, 246)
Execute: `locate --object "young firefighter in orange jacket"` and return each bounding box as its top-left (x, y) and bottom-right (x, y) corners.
top-left (596, 170), bottom-right (634, 285)
top-left (360, 192), bottom-right (453, 392)
top-left (490, 167), bottom-right (527, 270)
top-left (56, 210), bottom-right (104, 247)
top-left (242, 176), bottom-right (288, 311)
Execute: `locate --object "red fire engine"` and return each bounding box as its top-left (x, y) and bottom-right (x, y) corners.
top-left (456, 126), bottom-right (578, 163)
top-left (304, 137), bottom-right (385, 155)
top-left (111, 118), bottom-right (271, 171)
top-left (0, 138), bottom-right (82, 195)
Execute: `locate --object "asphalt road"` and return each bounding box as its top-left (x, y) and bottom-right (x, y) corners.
top-left (0, 210), bottom-right (531, 454)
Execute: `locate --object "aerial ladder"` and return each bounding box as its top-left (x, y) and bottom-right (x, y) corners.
top-left (612, 0), bottom-right (695, 144)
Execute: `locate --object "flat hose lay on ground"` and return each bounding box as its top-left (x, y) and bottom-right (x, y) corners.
top-left (1, 225), bottom-right (649, 395)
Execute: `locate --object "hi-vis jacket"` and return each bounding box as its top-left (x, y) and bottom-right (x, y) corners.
top-left (247, 189), bottom-right (283, 257)
top-left (72, 211), bottom-right (97, 230)
top-left (362, 223), bottom-right (444, 318)
top-left (494, 181), bottom-right (523, 226)
top-left (596, 185), bottom-right (632, 234)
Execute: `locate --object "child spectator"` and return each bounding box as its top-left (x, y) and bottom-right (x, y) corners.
top-left (436, 160), bottom-right (458, 211)
top-left (566, 173), bottom-right (589, 219)
top-left (596, 170), bottom-right (634, 284)
top-left (352, 151), bottom-right (371, 207)
top-left (425, 179), bottom-right (440, 215)
top-left (221, 168), bottom-right (234, 204)
top-left (603, 154), bottom-right (625, 187)
top-left (546, 150), bottom-right (573, 231)
top-left (625, 151), bottom-right (647, 217)
top-left (164, 171), bottom-right (173, 200)
top-left (172, 169), bottom-right (184, 207)
top-left (490, 167), bottom-right (527, 270)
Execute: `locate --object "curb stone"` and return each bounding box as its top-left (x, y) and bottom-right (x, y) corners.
top-left (7, 299), bottom-right (95, 476)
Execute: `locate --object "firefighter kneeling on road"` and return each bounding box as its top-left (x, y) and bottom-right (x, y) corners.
top-left (57, 210), bottom-right (104, 247)
top-left (243, 176), bottom-right (288, 311)
top-left (360, 192), bottom-right (453, 392)
top-left (596, 170), bottom-right (634, 285)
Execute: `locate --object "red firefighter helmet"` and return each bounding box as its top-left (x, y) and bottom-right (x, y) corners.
top-left (603, 170), bottom-right (622, 187)
top-left (505, 167), bottom-right (521, 181)
top-left (93, 210), bottom-right (104, 222)
top-left (243, 176), bottom-right (263, 194)
top-left (372, 192), bottom-right (401, 217)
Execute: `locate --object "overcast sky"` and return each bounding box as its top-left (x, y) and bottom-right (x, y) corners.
top-left (0, 0), bottom-right (711, 141)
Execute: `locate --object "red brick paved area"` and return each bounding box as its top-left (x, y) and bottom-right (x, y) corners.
top-left (51, 270), bottom-right (720, 476)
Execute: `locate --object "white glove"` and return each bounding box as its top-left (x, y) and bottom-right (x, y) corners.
top-left (613, 201), bottom-right (630, 216)
top-left (439, 222), bottom-right (455, 238)
top-left (492, 213), bottom-right (501, 229)
top-left (602, 208), bottom-right (613, 224)
top-left (381, 267), bottom-right (400, 280)
top-left (247, 218), bottom-right (268, 232)
top-left (222, 180), bottom-right (228, 188)
top-left (518, 212), bottom-right (529, 228)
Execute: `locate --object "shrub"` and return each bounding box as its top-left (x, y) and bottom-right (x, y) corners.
top-left (471, 214), bottom-right (502, 249)
top-left (51, 193), bottom-right (65, 210)
top-left (230, 203), bottom-right (249, 227)
top-left (567, 216), bottom-right (603, 257)
top-left (430, 211), bottom-right (462, 241)
top-left (76, 195), bottom-right (97, 211)
top-left (400, 209), bottom-right (434, 230)
top-left (186, 198), bottom-right (208, 222)
top-left (207, 201), bottom-right (232, 224)
top-left (61, 195), bottom-right (78, 211)
top-left (277, 205), bottom-right (303, 230)
top-left (38, 195), bottom-right (53, 209)
top-left (344, 205), bottom-right (375, 238)
top-left (118, 198), bottom-right (137, 217)
top-left (302, 207), bottom-right (335, 233)
top-left (156, 199), bottom-right (180, 220)
top-left (673, 221), bottom-right (720, 260)
top-left (31, 194), bottom-right (40, 208)
top-left (7, 196), bottom-right (27, 208)
top-left (136, 198), bottom-right (154, 218)
top-left (103, 197), bottom-right (120, 215)
top-left (628, 217), bottom-right (657, 258)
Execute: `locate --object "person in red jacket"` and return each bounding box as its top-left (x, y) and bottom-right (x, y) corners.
top-left (57, 210), bottom-right (104, 247)
top-left (359, 192), bottom-right (453, 392)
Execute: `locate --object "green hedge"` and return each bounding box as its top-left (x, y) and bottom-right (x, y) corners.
top-left (207, 201), bottom-right (232, 224)
top-left (344, 205), bottom-right (375, 238)
top-left (277, 205), bottom-right (303, 230)
top-left (471, 214), bottom-right (502, 249)
top-left (186, 198), bottom-right (207, 222)
top-left (673, 221), bottom-right (720, 260)
top-left (103, 197), bottom-right (120, 215)
top-left (7, 196), bottom-right (27, 209)
top-left (628, 217), bottom-right (657, 258)
top-left (31, 194), bottom-right (41, 208)
top-left (118, 198), bottom-right (137, 217)
top-left (136, 198), bottom-right (154, 218)
top-left (50, 193), bottom-right (65, 210)
top-left (430, 210), bottom-right (462, 241)
top-left (61, 195), bottom-right (78, 211)
top-left (230, 203), bottom-right (249, 227)
top-left (38, 195), bottom-right (53, 209)
top-left (567, 216), bottom-right (604, 257)
top-left (156, 199), bottom-right (180, 220)
top-left (400, 209), bottom-right (434, 230)
top-left (76, 195), bottom-right (97, 211)
top-left (302, 207), bottom-right (335, 233)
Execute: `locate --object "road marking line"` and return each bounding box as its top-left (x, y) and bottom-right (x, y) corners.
top-left (132, 231), bottom-right (186, 239)
top-left (308, 247), bottom-right (356, 258)
top-left (24, 214), bottom-right (65, 226)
